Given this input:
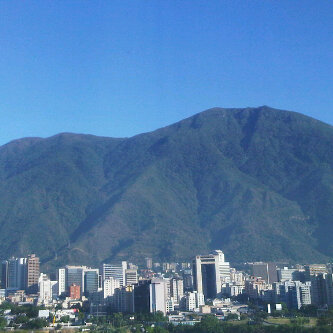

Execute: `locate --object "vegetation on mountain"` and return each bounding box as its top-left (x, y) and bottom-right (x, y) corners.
top-left (0, 106), bottom-right (332, 267)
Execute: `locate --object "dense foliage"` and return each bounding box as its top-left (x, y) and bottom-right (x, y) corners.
top-left (0, 106), bottom-right (333, 266)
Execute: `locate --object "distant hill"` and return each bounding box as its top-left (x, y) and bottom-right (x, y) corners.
top-left (1, 106), bottom-right (333, 268)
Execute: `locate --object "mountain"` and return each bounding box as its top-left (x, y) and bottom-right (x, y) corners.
top-left (0, 106), bottom-right (333, 268)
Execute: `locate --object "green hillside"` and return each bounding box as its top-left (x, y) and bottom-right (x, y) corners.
top-left (0, 106), bottom-right (332, 267)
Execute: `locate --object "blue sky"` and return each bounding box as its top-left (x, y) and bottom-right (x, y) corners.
top-left (0, 1), bottom-right (332, 144)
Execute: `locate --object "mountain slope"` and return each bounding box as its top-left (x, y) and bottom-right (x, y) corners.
top-left (0, 106), bottom-right (332, 267)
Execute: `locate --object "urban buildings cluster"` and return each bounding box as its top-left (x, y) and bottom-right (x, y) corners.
top-left (1, 250), bottom-right (333, 322)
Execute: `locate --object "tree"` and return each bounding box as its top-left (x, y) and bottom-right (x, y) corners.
top-left (113, 313), bottom-right (124, 328)
top-left (150, 311), bottom-right (167, 322)
top-left (0, 317), bottom-right (7, 329)
top-left (60, 315), bottom-right (70, 323)
top-left (300, 304), bottom-right (318, 317)
top-left (225, 313), bottom-right (239, 321)
top-left (194, 315), bottom-right (223, 333)
top-left (14, 315), bottom-right (29, 324)
top-left (25, 318), bottom-right (48, 329)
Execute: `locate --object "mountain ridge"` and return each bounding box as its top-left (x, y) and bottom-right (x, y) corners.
top-left (0, 106), bottom-right (332, 268)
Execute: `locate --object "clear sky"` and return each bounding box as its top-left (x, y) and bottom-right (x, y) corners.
top-left (0, 1), bottom-right (332, 145)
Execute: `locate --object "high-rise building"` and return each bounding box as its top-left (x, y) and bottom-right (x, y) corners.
top-left (184, 291), bottom-right (205, 311)
top-left (26, 254), bottom-right (40, 294)
top-left (64, 266), bottom-right (100, 296)
top-left (103, 277), bottom-right (120, 299)
top-left (84, 269), bottom-right (99, 296)
top-left (38, 273), bottom-right (57, 305)
top-left (133, 280), bottom-right (151, 314)
top-left (273, 281), bottom-right (311, 309)
top-left (125, 269), bottom-right (138, 286)
top-left (1, 261), bottom-right (8, 289)
top-left (149, 279), bottom-right (167, 314)
top-left (133, 279), bottom-right (167, 315)
top-left (170, 278), bottom-right (184, 304)
top-left (2, 258), bottom-right (27, 290)
top-left (311, 273), bottom-right (333, 307)
top-left (113, 285), bottom-right (134, 313)
top-left (193, 250), bottom-right (230, 298)
top-left (277, 267), bottom-right (300, 282)
top-left (58, 268), bottom-right (66, 296)
top-left (65, 266), bottom-right (86, 295)
top-left (100, 262), bottom-right (127, 287)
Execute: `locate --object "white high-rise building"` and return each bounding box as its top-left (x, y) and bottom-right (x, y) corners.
top-left (170, 278), bottom-right (184, 304)
top-left (185, 291), bottom-right (205, 311)
top-left (38, 273), bottom-right (57, 305)
top-left (58, 268), bottom-right (66, 296)
top-left (103, 277), bottom-right (120, 298)
top-left (150, 278), bottom-right (167, 315)
top-left (193, 250), bottom-right (230, 298)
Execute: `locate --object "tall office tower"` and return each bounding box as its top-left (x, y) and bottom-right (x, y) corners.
top-left (84, 269), bottom-right (99, 296)
top-left (133, 279), bottom-right (167, 315)
top-left (326, 274), bottom-right (333, 306)
top-left (170, 278), bottom-right (184, 304)
top-left (3, 257), bottom-right (27, 290)
top-left (145, 258), bottom-right (153, 270)
top-left (100, 262), bottom-right (127, 287)
top-left (193, 250), bottom-right (230, 298)
top-left (65, 266), bottom-right (87, 295)
top-left (125, 269), bottom-right (138, 286)
top-left (311, 273), bottom-right (333, 307)
top-left (26, 254), bottom-right (40, 294)
top-left (149, 278), bottom-right (167, 315)
top-left (1, 260), bottom-right (9, 289)
top-left (58, 268), bottom-right (66, 296)
top-left (133, 280), bottom-right (151, 313)
top-left (103, 277), bottom-right (120, 298)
